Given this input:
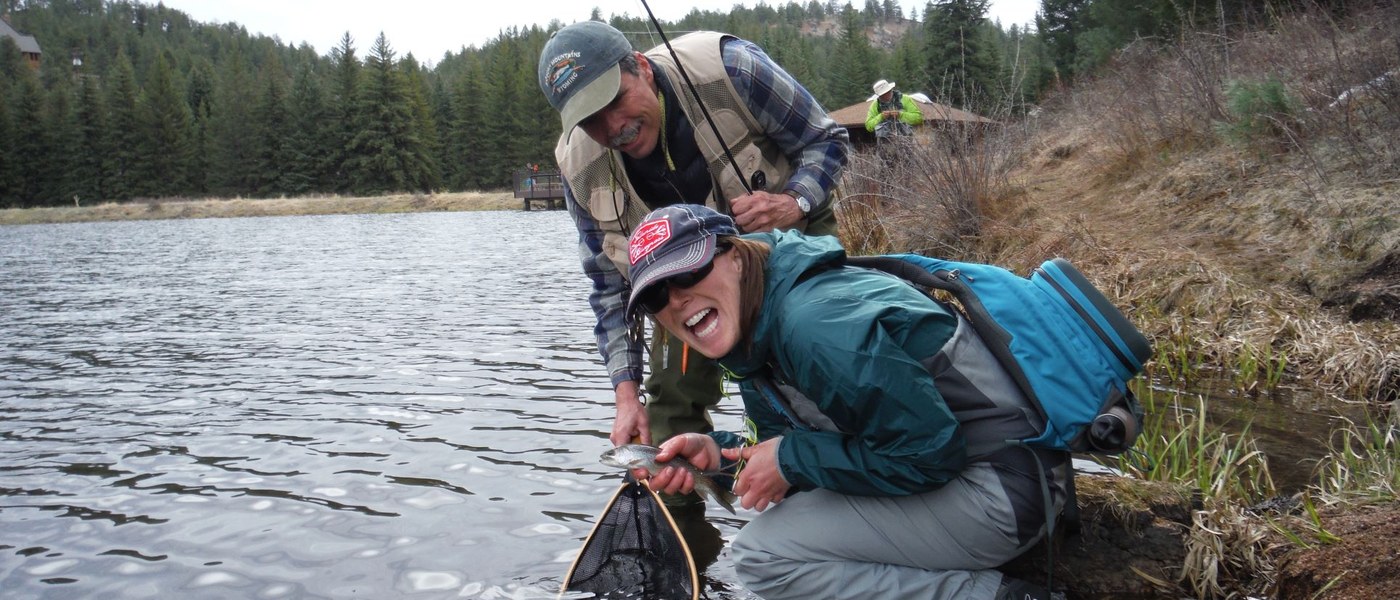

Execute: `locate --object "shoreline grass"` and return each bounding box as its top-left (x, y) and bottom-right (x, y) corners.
top-left (0, 190), bottom-right (523, 226)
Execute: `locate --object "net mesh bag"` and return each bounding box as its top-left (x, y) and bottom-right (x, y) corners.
top-left (563, 479), bottom-right (697, 600)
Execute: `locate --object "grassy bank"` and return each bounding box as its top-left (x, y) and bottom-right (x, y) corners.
top-left (0, 190), bottom-right (522, 226)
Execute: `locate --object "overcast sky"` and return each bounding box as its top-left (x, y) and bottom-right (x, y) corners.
top-left (153, 0), bottom-right (1041, 64)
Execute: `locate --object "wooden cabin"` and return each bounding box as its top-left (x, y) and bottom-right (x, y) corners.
top-left (0, 15), bottom-right (42, 71)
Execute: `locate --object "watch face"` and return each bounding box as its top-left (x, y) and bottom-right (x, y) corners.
top-left (795, 195), bottom-right (811, 215)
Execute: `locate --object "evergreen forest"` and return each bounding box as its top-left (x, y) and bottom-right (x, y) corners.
top-left (0, 0), bottom-right (1318, 208)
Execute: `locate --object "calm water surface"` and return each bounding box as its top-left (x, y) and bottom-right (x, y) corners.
top-left (0, 211), bottom-right (754, 599)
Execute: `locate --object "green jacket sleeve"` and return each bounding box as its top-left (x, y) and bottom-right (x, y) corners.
top-left (864, 101), bottom-right (882, 132)
top-left (768, 278), bottom-right (966, 496)
top-left (899, 95), bottom-right (923, 127)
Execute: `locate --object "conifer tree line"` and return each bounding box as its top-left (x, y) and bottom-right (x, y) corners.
top-left (0, 0), bottom-right (1302, 208)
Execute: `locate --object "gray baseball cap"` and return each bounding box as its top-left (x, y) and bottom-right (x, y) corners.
top-left (538, 21), bottom-right (634, 135)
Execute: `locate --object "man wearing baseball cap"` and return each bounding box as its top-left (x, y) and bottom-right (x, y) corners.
top-left (537, 20), bottom-right (849, 498)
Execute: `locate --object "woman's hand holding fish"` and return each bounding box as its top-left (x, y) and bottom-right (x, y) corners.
top-left (636, 433), bottom-right (720, 496)
top-left (721, 437), bottom-right (789, 512)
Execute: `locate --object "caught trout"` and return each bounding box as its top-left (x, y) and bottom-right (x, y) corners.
top-left (599, 444), bottom-right (738, 515)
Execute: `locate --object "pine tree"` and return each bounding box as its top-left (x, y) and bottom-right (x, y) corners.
top-left (209, 49), bottom-right (258, 195)
top-left (479, 32), bottom-right (535, 188)
top-left (252, 63), bottom-right (293, 197)
top-left (285, 65), bottom-right (330, 194)
top-left (923, 0), bottom-right (1000, 110)
top-left (830, 5), bottom-right (877, 106)
top-left (141, 51), bottom-right (194, 197)
top-left (889, 23), bottom-right (926, 95)
top-left (328, 32), bottom-right (361, 193)
top-left (429, 73), bottom-right (457, 189)
top-left (44, 77), bottom-right (81, 205)
top-left (9, 68), bottom-right (51, 207)
top-left (103, 52), bottom-right (142, 201)
top-left (1036, 0), bottom-right (1090, 81)
top-left (72, 76), bottom-right (108, 204)
top-left (345, 33), bottom-right (432, 194)
top-left (448, 55), bottom-right (491, 190)
top-left (400, 55), bottom-right (442, 192)
top-left (0, 75), bottom-right (18, 207)
top-left (186, 61), bottom-right (215, 195)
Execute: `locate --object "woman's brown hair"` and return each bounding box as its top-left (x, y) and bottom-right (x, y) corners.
top-left (720, 236), bottom-right (771, 354)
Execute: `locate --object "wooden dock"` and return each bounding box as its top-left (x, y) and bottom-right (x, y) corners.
top-left (513, 168), bottom-right (566, 211)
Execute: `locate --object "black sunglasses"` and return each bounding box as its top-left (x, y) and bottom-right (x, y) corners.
top-left (637, 247), bottom-right (728, 315)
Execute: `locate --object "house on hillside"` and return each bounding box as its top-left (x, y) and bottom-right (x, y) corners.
top-left (827, 95), bottom-right (996, 148)
top-left (0, 14), bottom-right (42, 70)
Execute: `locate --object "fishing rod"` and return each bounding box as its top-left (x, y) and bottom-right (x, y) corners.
top-left (637, 0), bottom-right (760, 195)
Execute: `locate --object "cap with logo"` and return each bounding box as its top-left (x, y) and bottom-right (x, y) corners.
top-left (538, 21), bottom-right (635, 135)
top-left (625, 205), bottom-right (739, 315)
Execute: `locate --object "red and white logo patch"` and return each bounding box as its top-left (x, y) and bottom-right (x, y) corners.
top-left (629, 220), bottom-right (672, 265)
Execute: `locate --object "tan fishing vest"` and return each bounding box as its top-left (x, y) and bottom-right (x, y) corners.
top-left (555, 32), bottom-right (795, 280)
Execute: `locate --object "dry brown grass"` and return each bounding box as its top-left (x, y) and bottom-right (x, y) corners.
top-left (0, 190), bottom-right (521, 226)
top-left (837, 4), bottom-right (1399, 406)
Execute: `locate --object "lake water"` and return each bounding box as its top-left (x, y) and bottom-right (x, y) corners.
top-left (0, 210), bottom-right (1352, 599)
top-left (0, 211), bottom-right (755, 600)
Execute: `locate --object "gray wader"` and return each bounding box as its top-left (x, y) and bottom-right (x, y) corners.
top-left (731, 464), bottom-right (1038, 599)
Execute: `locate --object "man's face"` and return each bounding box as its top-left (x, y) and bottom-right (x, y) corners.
top-left (577, 54), bottom-right (662, 159)
top-left (879, 90), bottom-right (894, 102)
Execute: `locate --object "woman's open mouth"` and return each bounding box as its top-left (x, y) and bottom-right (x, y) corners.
top-left (686, 307), bottom-right (719, 339)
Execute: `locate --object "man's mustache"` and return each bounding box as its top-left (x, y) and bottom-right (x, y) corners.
top-left (608, 122), bottom-right (641, 148)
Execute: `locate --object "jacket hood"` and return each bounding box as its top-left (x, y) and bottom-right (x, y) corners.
top-left (721, 231), bottom-right (847, 375)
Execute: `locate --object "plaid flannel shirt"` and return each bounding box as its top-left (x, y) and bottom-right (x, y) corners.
top-left (562, 36), bottom-right (849, 388)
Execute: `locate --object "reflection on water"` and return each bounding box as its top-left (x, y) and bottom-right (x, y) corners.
top-left (0, 212), bottom-right (755, 599)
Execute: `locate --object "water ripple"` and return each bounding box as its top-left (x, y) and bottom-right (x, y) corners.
top-left (0, 212), bottom-right (757, 599)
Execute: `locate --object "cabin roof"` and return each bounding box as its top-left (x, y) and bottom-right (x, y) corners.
top-left (827, 97), bottom-right (995, 131)
top-left (0, 17), bottom-right (42, 55)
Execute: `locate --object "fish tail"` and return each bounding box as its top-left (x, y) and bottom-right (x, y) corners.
top-left (716, 490), bottom-right (738, 515)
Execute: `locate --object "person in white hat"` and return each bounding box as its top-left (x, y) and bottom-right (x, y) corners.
top-left (865, 79), bottom-right (922, 139)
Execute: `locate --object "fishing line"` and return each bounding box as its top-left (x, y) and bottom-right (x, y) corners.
top-left (637, 0), bottom-right (755, 195)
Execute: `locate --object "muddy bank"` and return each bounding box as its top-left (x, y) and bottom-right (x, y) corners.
top-left (1001, 473), bottom-right (1400, 599)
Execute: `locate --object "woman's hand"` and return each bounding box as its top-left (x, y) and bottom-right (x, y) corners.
top-left (721, 437), bottom-right (790, 512)
top-left (632, 433), bottom-right (720, 496)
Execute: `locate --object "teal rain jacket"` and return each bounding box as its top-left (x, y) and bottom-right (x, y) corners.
top-left (713, 231), bottom-right (968, 497)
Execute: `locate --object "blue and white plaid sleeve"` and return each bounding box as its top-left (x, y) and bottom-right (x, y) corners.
top-left (562, 179), bottom-right (643, 388)
top-left (723, 38), bottom-right (850, 211)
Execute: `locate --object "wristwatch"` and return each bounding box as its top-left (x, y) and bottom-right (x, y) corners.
top-left (786, 190), bottom-right (811, 217)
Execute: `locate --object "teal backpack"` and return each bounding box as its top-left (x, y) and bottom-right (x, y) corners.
top-left (847, 255), bottom-right (1152, 455)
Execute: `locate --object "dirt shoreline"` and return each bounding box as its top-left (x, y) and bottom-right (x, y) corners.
top-left (0, 191), bottom-right (524, 226)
